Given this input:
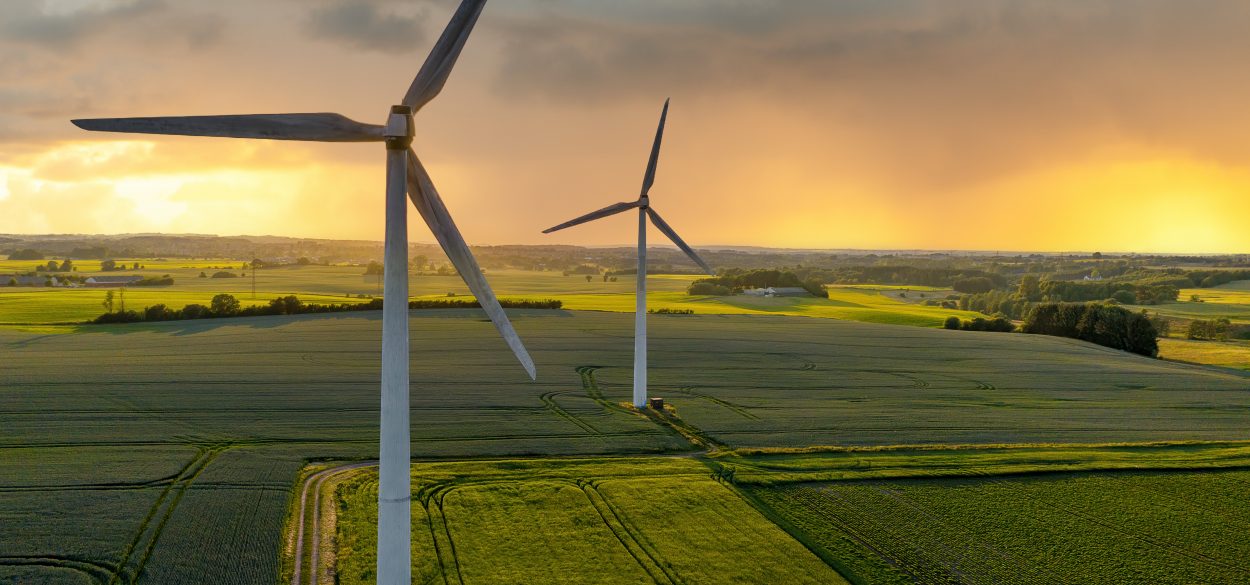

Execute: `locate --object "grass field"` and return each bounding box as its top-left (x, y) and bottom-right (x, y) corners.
top-left (4, 310), bottom-right (1250, 583)
top-left (331, 458), bottom-right (845, 584)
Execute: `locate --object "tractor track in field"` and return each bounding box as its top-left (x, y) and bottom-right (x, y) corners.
top-left (673, 386), bottom-right (759, 420)
top-left (539, 391), bottom-right (603, 436)
top-left (0, 555), bottom-right (117, 584)
top-left (290, 461), bottom-right (376, 585)
top-left (103, 446), bottom-right (220, 585)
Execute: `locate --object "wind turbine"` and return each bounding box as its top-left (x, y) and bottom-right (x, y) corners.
top-left (70, 2), bottom-right (531, 583)
top-left (543, 100), bottom-right (713, 408)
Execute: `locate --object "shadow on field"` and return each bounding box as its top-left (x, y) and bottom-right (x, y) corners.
top-left (67, 309), bottom-right (576, 337)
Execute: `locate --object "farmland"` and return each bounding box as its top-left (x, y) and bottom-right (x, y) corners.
top-left (3, 309), bottom-right (1250, 583)
top-left (0, 261), bottom-right (982, 327)
top-left (747, 469), bottom-right (1250, 584)
top-left (329, 458), bottom-right (844, 585)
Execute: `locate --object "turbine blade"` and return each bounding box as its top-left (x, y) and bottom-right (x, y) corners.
top-left (402, 0), bottom-right (487, 110)
top-left (406, 149), bottom-right (536, 380)
top-left (645, 207), bottom-right (714, 275)
top-left (640, 98), bottom-right (670, 196)
top-left (542, 201), bottom-right (641, 234)
top-left (71, 113), bottom-right (384, 142)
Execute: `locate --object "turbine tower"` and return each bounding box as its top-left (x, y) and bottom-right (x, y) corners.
top-left (543, 100), bottom-right (713, 408)
top-left (70, 2), bottom-right (531, 583)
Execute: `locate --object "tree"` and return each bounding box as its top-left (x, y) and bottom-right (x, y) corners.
top-left (46, 260), bottom-right (59, 271)
top-left (268, 295), bottom-right (303, 315)
top-left (101, 259), bottom-right (117, 272)
top-left (60, 259), bottom-right (73, 272)
top-left (181, 304), bottom-right (210, 319)
top-left (133, 262), bottom-right (140, 270)
top-left (102, 290), bottom-right (115, 313)
top-left (9, 249), bottom-right (44, 260)
top-left (364, 261), bottom-right (384, 275)
top-left (144, 304), bottom-right (173, 321)
top-left (210, 293), bottom-right (241, 316)
top-left (953, 277), bottom-right (995, 294)
top-left (199, 271), bottom-right (207, 278)
top-left (585, 275), bottom-right (593, 282)
top-left (412, 255), bottom-right (428, 271)
top-left (6, 278), bottom-right (15, 287)
top-left (1017, 275), bottom-right (1042, 302)
top-left (1111, 290), bottom-right (1137, 305)
top-left (297, 257), bottom-right (312, 265)
top-left (943, 316), bottom-right (961, 330)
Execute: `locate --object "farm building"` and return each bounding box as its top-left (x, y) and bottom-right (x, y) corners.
top-left (84, 275), bottom-right (144, 287)
top-left (742, 286), bottom-right (809, 298)
top-left (3, 275), bottom-right (59, 287)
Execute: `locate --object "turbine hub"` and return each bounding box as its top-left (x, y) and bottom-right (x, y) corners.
top-left (384, 105), bottom-right (414, 150)
top-left (639, 196), bottom-right (649, 208)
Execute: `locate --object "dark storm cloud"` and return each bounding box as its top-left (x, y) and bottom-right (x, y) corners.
top-left (305, 1), bottom-right (429, 52)
top-left (488, 0), bottom-right (1250, 184)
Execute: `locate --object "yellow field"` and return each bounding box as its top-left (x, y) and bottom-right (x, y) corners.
top-left (1158, 338), bottom-right (1250, 370)
top-left (0, 262), bottom-right (985, 327)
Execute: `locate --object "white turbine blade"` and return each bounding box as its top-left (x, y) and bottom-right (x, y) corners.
top-left (402, 0), bottom-right (487, 110)
top-left (645, 207), bottom-right (714, 275)
top-left (406, 149), bottom-right (536, 380)
top-left (640, 98), bottom-right (669, 196)
top-left (542, 201), bottom-right (641, 234)
top-left (71, 113), bottom-right (384, 142)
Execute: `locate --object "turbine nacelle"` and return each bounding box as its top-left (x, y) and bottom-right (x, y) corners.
top-left (383, 105), bottom-right (415, 150)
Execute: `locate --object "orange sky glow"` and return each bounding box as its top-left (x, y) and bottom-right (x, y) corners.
top-left (3, 0), bottom-right (1250, 253)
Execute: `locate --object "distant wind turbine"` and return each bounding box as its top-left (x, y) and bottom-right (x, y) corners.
top-left (70, 2), bottom-right (531, 583)
top-left (543, 100), bottom-right (714, 408)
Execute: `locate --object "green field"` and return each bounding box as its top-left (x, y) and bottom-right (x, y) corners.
top-left (332, 458), bottom-right (844, 584)
top-left (748, 469), bottom-right (1250, 584)
top-left (0, 263), bottom-right (983, 327)
top-left (5, 310), bottom-right (1250, 583)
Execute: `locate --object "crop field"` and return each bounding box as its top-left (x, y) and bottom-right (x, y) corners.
top-left (747, 469), bottom-right (1250, 584)
top-left (0, 264), bottom-right (984, 327)
top-left (329, 458), bottom-right (844, 585)
top-left (4, 310), bottom-right (1250, 582)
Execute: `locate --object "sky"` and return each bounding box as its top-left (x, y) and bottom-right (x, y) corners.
top-left (2, 0), bottom-right (1250, 253)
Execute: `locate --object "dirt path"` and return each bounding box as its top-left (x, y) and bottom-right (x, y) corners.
top-left (291, 461), bottom-right (376, 585)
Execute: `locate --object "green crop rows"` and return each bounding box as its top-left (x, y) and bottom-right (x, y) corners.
top-left (747, 469), bottom-right (1250, 584)
top-left (331, 458), bottom-right (845, 585)
top-left (4, 310), bottom-right (1250, 582)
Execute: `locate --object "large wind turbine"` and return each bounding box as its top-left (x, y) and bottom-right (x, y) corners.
top-left (543, 100), bottom-right (713, 408)
top-left (71, 2), bottom-right (530, 583)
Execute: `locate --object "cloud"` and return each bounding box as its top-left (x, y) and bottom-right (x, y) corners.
top-left (305, 1), bottom-right (429, 52)
top-left (0, 0), bottom-right (164, 48)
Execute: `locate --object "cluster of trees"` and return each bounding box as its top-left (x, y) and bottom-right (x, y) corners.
top-left (133, 276), bottom-right (175, 286)
top-left (93, 294), bottom-right (562, 324)
top-left (1021, 303), bottom-right (1159, 357)
top-left (97, 260), bottom-right (143, 271)
top-left (34, 260), bottom-right (74, 272)
top-left (1187, 318), bottom-right (1233, 341)
top-left (7, 249), bottom-right (44, 260)
top-left (824, 266), bottom-right (1007, 289)
top-left (688, 269), bottom-right (828, 298)
top-left (649, 308), bottom-right (694, 315)
top-left (1170, 269), bottom-right (1250, 288)
top-left (958, 289), bottom-right (1031, 319)
top-left (943, 316), bottom-right (1015, 332)
top-left (1038, 280), bottom-right (1179, 305)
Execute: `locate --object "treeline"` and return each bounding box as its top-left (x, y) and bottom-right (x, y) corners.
top-left (1039, 280), bottom-right (1179, 305)
top-left (943, 315), bottom-right (1015, 332)
top-left (823, 266), bottom-right (1007, 289)
top-left (688, 269), bottom-right (828, 298)
top-left (92, 294), bottom-right (562, 324)
top-left (1021, 303), bottom-right (1158, 357)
